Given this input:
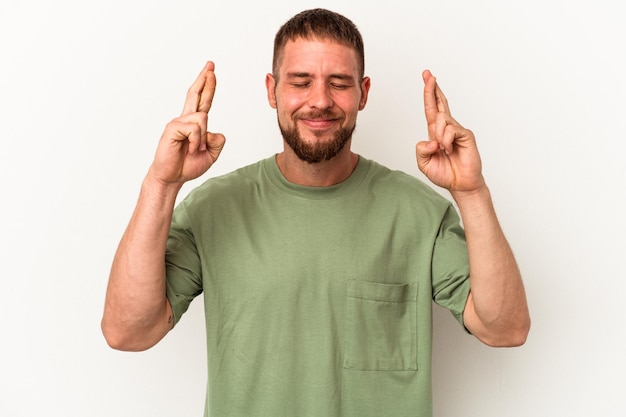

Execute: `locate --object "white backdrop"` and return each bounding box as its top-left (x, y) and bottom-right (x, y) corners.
top-left (1, 0), bottom-right (624, 416)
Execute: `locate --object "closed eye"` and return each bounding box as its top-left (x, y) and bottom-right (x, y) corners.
top-left (290, 82), bottom-right (311, 88)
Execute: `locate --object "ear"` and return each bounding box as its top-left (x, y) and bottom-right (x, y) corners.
top-left (265, 73), bottom-right (277, 109)
top-left (358, 76), bottom-right (371, 110)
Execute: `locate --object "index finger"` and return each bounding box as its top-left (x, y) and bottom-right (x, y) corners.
top-left (181, 61), bottom-right (216, 116)
top-left (422, 69), bottom-right (451, 122)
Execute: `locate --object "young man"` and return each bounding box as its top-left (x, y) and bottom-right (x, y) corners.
top-left (102, 8), bottom-right (530, 417)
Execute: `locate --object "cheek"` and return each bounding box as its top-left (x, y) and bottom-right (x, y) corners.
top-left (337, 101), bottom-right (360, 120)
top-left (276, 93), bottom-right (302, 113)
top-left (334, 92), bottom-right (362, 114)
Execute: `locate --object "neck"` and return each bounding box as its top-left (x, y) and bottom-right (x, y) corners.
top-left (276, 145), bottom-right (359, 187)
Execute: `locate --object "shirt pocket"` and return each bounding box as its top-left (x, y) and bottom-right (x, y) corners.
top-left (343, 280), bottom-right (418, 371)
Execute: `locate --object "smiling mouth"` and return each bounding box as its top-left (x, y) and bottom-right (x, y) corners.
top-left (299, 118), bottom-right (338, 130)
top-left (296, 109), bottom-right (341, 129)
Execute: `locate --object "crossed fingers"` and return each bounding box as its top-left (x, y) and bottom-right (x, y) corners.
top-left (175, 62), bottom-right (217, 153)
top-left (182, 61), bottom-right (216, 115)
top-left (423, 69), bottom-right (450, 118)
top-left (422, 70), bottom-right (467, 155)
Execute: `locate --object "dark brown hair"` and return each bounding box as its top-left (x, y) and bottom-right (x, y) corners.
top-left (272, 8), bottom-right (365, 79)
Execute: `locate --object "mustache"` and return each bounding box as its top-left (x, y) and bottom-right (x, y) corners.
top-left (294, 109), bottom-right (341, 120)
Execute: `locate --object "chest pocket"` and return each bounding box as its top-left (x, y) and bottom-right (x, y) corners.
top-left (343, 280), bottom-right (418, 371)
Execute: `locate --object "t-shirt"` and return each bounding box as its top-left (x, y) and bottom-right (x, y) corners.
top-left (166, 155), bottom-right (471, 417)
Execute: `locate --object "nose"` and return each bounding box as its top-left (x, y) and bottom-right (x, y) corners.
top-left (307, 83), bottom-right (333, 110)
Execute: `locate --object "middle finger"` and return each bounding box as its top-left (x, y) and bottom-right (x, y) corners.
top-left (181, 61), bottom-right (214, 116)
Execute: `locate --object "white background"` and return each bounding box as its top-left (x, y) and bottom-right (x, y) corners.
top-left (1, 0), bottom-right (624, 416)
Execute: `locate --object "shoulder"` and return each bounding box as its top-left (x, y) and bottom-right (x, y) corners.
top-left (179, 157), bottom-right (269, 208)
top-left (363, 158), bottom-right (452, 209)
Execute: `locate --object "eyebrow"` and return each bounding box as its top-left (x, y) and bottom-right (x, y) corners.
top-left (285, 72), bottom-right (355, 81)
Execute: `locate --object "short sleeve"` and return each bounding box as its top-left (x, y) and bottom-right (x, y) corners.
top-left (431, 204), bottom-right (471, 330)
top-left (165, 201), bottom-right (203, 326)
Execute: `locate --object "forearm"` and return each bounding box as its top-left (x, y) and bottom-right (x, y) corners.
top-left (102, 172), bottom-right (182, 351)
top-left (452, 185), bottom-right (530, 346)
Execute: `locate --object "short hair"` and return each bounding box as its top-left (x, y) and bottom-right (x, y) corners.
top-left (272, 8), bottom-right (365, 79)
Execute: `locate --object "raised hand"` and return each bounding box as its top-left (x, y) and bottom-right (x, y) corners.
top-left (150, 61), bottom-right (226, 185)
top-left (415, 70), bottom-right (484, 194)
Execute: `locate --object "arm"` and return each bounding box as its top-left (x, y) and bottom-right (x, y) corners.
top-left (101, 62), bottom-right (226, 351)
top-left (416, 70), bottom-right (530, 347)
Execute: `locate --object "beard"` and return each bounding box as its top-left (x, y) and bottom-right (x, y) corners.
top-left (278, 110), bottom-right (355, 164)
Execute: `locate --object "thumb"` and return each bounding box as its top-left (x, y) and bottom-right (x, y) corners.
top-left (415, 140), bottom-right (441, 175)
top-left (207, 132), bottom-right (226, 162)
top-left (415, 140), bottom-right (439, 160)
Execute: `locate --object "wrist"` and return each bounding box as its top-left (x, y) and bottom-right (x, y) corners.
top-left (450, 183), bottom-right (491, 210)
top-left (143, 168), bottom-right (184, 202)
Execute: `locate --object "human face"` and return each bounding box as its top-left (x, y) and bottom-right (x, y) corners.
top-left (266, 38), bottom-right (370, 163)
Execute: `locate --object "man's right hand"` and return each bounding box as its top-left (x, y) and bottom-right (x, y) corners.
top-left (149, 61), bottom-right (226, 185)
top-left (102, 62), bottom-right (226, 351)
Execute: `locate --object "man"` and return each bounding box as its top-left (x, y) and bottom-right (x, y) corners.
top-left (102, 8), bottom-right (530, 417)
